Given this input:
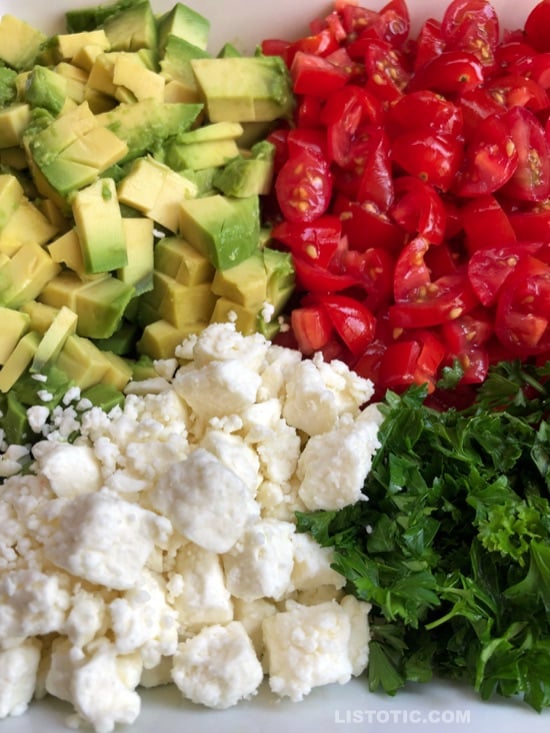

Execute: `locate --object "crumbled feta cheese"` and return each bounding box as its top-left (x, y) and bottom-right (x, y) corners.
top-left (149, 449), bottom-right (259, 553)
top-left (44, 490), bottom-right (172, 590)
top-left (297, 415), bottom-right (381, 510)
top-left (262, 597), bottom-right (368, 701)
top-left (171, 621), bottom-right (263, 709)
top-left (0, 320), bottom-right (382, 727)
top-left (223, 518), bottom-right (295, 601)
top-left (0, 639), bottom-right (41, 718)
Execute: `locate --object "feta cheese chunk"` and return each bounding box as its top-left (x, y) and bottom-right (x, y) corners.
top-left (44, 490), bottom-right (172, 590)
top-left (0, 640), bottom-right (41, 718)
top-left (262, 596), bottom-right (370, 701)
top-left (34, 442), bottom-right (103, 498)
top-left (171, 621), bottom-right (263, 709)
top-left (149, 448), bottom-right (259, 553)
top-left (297, 415), bottom-right (381, 510)
top-left (223, 518), bottom-right (295, 602)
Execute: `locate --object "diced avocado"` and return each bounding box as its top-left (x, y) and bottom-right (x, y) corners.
top-left (190, 56), bottom-right (294, 123)
top-left (213, 140), bottom-right (275, 197)
top-left (179, 167), bottom-right (217, 196)
top-left (211, 251), bottom-right (267, 306)
top-left (31, 305), bottom-right (78, 373)
top-left (159, 36), bottom-right (211, 103)
top-left (81, 381), bottom-right (126, 411)
top-left (112, 54), bottom-right (165, 102)
top-left (96, 99), bottom-right (202, 162)
top-left (56, 334), bottom-right (109, 389)
top-left (137, 317), bottom-right (204, 360)
top-left (95, 349), bottom-right (133, 390)
top-left (116, 217), bottom-right (154, 294)
top-left (209, 297), bottom-right (259, 336)
top-left (20, 300), bottom-right (60, 333)
top-left (75, 275), bottom-right (135, 339)
top-left (52, 29), bottom-right (111, 62)
top-left (132, 353), bottom-right (156, 380)
top-left (0, 242), bottom-right (60, 309)
top-left (0, 67), bottom-right (17, 107)
top-left (176, 121), bottom-right (243, 145)
top-left (72, 178), bottom-right (128, 273)
top-left (117, 156), bottom-right (197, 232)
top-left (166, 137), bottom-right (240, 171)
top-left (0, 331), bottom-right (40, 393)
top-left (48, 228), bottom-right (98, 280)
top-left (218, 43), bottom-right (242, 59)
top-left (0, 198), bottom-right (59, 257)
top-left (0, 104), bottom-right (31, 149)
top-left (65, 0), bottom-right (139, 33)
top-left (157, 3), bottom-right (210, 53)
top-left (154, 236), bottom-right (214, 286)
top-left (264, 247), bottom-right (295, 308)
top-left (142, 271), bottom-right (216, 327)
top-left (24, 66), bottom-right (68, 116)
top-left (102, 0), bottom-right (158, 52)
top-left (94, 319), bottom-right (138, 355)
top-left (60, 125), bottom-right (129, 170)
top-left (38, 270), bottom-right (92, 311)
top-left (0, 174), bottom-right (24, 232)
top-left (0, 306), bottom-right (30, 365)
top-left (27, 102), bottom-right (97, 168)
top-left (179, 193), bottom-right (260, 270)
top-left (0, 15), bottom-right (46, 71)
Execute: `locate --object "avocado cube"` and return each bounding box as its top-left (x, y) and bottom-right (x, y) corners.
top-left (48, 228), bottom-right (89, 279)
top-left (211, 251), bottom-right (267, 306)
top-left (112, 54), bottom-right (165, 102)
top-left (65, 0), bottom-right (137, 33)
top-left (57, 334), bottom-right (109, 390)
top-left (190, 56), bottom-right (294, 123)
top-left (0, 242), bottom-right (60, 309)
top-left (72, 178), bottom-right (127, 273)
top-left (0, 104), bottom-right (31, 149)
top-left (31, 305), bottom-right (78, 374)
top-left (137, 318), bottom-right (204, 360)
top-left (0, 199), bottom-right (59, 257)
top-left (0, 67), bottom-right (17, 107)
top-left (0, 15), bottom-right (46, 71)
top-left (96, 350), bottom-right (133, 391)
top-left (0, 331), bottom-right (41, 393)
top-left (167, 138), bottom-right (240, 172)
top-left (94, 320), bottom-right (138, 356)
top-left (213, 140), bottom-right (275, 197)
top-left (75, 275), bottom-right (135, 339)
top-left (154, 236), bottom-right (214, 286)
top-left (54, 29), bottom-right (111, 61)
top-left (147, 271), bottom-right (217, 327)
top-left (81, 380), bottom-right (126, 410)
top-left (179, 194), bottom-right (260, 270)
top-left (60, 125), bottom-right (129, 171)
top-left (20, 300), bottom-right (60, 334)
top-left (97, 99), bottom-right (202, 162)
top-left (39, 270), bottom-right (94, 311)
top-left (116, 218), bottom-right (154, 295)
top-left (158, 3), bottom-right (210, 53)
top-left (0, 174), bottom-right (24, 232)
top-left (102, 0), bottom-right (157, 52)
top-left (159, 35), bottom-right (211, 102)
top-left (0, 307), bottom-right (30, 365)
top-left (24, 66), bottom-right (68, 116)
top-left (264, 247), bottom-right (295, 314)
top-left (210, 297), bottom-right (259, 336)
top-left (28, 102), bottom-right (98, 168)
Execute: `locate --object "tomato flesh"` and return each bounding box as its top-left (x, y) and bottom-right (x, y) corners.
top-left (263, 0), bottom-right (550, 399)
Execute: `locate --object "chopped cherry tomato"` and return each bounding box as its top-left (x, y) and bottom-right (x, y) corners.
top-left (454, 113), bottom-right (519, 196)
top-left (413, 18), bottom-right (445, 71)
top-left (460, 194), bottom-right (516, 254)
top-left (495, 254), bottom-right (550, 355)
top-left (390, 176), bottom-right (447, 244)
top-left (378, 339), bottom-right (422, 388)
top-left (408, 50), bottom-right (485, 96)
top-left (271, 216), bottom-right (342, 267)
top-left (441, 0), bottom-right (499, 68)
top-left (508, 208), bottom-right (550, 241)
top-left (524, 0), bottom-right (550, 53)
top-left (290, 305), bottom-right (334, 355)
top-left (275, 149), bottom-right (333, 223)
top-left (386, 89), bottom-right (464, 140)
top-left (500, 105), bottom-right (550, 202)
top-left (376, 0), bottom-right (411, 48)
top-left (340, 246), bottom-right (395, 311)
top-left (487, 73), bottom-right (550, 111)
top-left (364, 39), bottom-right (411, 102)
top-left (391, 131), bottom-right (462, 191)
top-left (314, 293), bottom-right (377, 355)
top-left (333, 196), bottom-right (406, 252)
top-left (292, 254), bottom-right (359, 293)
top-left (290, 51), bottom-right (351, 96)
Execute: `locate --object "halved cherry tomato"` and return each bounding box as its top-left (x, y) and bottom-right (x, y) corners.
top-left (340, 247), bottom-right (395, 311)
top-left (271, 216), bottom-right (342, 267)
top-left (460, 194), bottom-right (516, 254)
top-left (408, 50), bottom-right (485, 96)
top-left (487, 74), bottom-right (550, 111)
top-left (391, 131), bottom-right (462, 191)
top-left (376, 0), bottom-right (411, 48)
top-left (390, 175), bottom-right (447, 244)
top-left (314, 293), bottom-right (377, 355)
top-left (393, 235), bottom-right (431, 302)
top-left (290, 305), bottom-right (334, 355)
top-left (524, 0), bottom-right (550, 53)
top-left (508, 208), bottom-right (550, 241)
top-left (500, 105), bottom-right (550, 202)
top-left (333, 195), bottom-right (406, 252)
top-left (275, 149), bottom-right (333, 223)
top-left (364, 39), bottom-right (411, 102)
top-left (454, 113), bottom-right (519, 196)
top-left (441, 0), bottom-right (499, 68)
top-left (413, 18), bottom-right (445, 71)
top-left (441, 307), bottom-right (494, 352)
top-left (290, 51), bottom-right (351, 96)
top-left (386, 89), bottom-right (464, 140)
top-left (292, 254), bottom-right (359, 293)
top-left (495, 254), bottom-right (550, 355)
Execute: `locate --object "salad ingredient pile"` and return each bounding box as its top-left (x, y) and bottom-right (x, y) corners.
top-left (263, 0), bottom-right (550, 401)
top-left (0, 320), bottom-right (380, 730)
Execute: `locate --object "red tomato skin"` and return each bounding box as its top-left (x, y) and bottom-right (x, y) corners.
top-left (391, 132), bottom-right (463, 192)
top-left (408, 50), bottom-right (485, 96)
top-left (290, 306), bottom-right (334, 355)
top-left (290, 51), bottom-right (351, 97)
top-left (315, 294), bottom-right (377, 356)
top-left (499, 106), bottom-right (550, 202)
top-left (460, 195), bottom-right (517, 255)
top-left (524, 0), bottom-right (550, 53)
top-left (275, 150), bottom-right (333, 223)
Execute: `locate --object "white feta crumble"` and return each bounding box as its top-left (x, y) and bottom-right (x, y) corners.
top-left (0, 320), bottom-right (382, 728)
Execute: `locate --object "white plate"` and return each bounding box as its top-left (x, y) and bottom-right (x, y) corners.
top-left (1, 0), bottom-right (549, 731)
